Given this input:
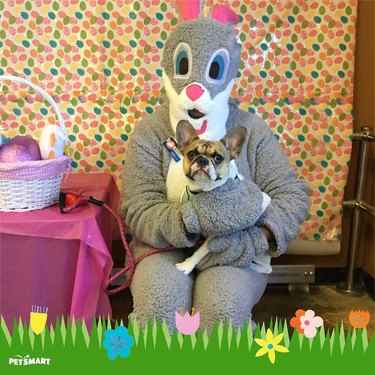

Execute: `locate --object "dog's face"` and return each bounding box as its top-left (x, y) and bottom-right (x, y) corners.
top-left (176, 120), bottom-right (247, 191)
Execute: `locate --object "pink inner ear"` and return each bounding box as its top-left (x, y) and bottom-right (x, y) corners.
top-left (176, 0), bottom-right (201, 21)
top-left (211, 4), bottom-right (240, 24)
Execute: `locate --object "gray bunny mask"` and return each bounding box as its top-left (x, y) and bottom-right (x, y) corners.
top-left (160, 1), bottom-right (242, 140)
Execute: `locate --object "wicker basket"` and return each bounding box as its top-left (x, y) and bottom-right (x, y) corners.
top-left (0, 75), bottom-right (71, 212)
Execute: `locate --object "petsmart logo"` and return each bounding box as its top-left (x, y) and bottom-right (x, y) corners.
top-left (9, 354), bottom-right (51, 366)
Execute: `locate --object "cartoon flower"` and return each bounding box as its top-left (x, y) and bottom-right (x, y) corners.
top-left (290, 309), bottom-right (324, 338)
top-left (175, 307), bottom-right (200, 335)
top-left (349, 310), bottom-right (370, 329)
top-left (30, 306), bottom-right (48, 335)
top-left (103, 326), bottom-right (134, 360)
top-left (255, 329), bottom-right (289, 364)
top-left (299, 310), bottom-right (323, 338)
top-left (290, 309), bottom-right (306, 333)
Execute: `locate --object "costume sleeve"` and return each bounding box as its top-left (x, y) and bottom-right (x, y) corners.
top-left (188, 178), bottom-right (265, 237)
top-left (123, 114), bottom-right (271, 248)
top-left (251, 119), bottom-right (310, 256)
top-left (197, 118), bottom-right (310, 268)
top-left (197, 226), bottom-right (270, 271)
top-left (122, 123), bottom-right (200, 249)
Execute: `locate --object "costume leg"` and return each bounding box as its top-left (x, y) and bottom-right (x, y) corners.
top-left (127, 241), bottom-right (194, 333)
top-left (193, 266), bottom-right (268, 334)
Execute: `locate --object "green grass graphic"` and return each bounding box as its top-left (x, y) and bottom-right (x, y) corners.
top-left (1, 315), bottom-right (373, 374)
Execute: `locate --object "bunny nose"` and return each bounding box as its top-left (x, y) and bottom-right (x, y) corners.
top-left (186, 84), bottom-right (204, 101)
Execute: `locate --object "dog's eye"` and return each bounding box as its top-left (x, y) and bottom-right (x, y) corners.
top-left (187, 150), bottom-right (196, 160)
top-left (214, 154), bottom-right (223, 164)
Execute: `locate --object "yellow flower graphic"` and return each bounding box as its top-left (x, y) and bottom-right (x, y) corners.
top-left (255, 329), bottom-right (289, 364)
top-left (30, 306), bottom-right (48, 335)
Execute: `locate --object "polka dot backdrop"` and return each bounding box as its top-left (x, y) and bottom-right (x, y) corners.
top-left (0, 0), bottom-right (357, 241)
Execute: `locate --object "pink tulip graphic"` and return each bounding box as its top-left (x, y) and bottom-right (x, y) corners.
top-left (175, 307), bottom-right (200, 335)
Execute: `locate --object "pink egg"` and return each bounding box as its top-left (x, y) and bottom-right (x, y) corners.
top-left (0, 136), bottom-right (41, 163)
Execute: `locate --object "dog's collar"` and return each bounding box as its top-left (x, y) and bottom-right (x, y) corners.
top-left (187, 186), bottom-right (201, 195)
top-left (214, 173), bottom-right (240, 182)
top-left (181, 185), bottom-right (200, 204)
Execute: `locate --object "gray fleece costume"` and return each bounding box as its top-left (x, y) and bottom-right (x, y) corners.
top-left (122, 2), bottom-right (309, 333)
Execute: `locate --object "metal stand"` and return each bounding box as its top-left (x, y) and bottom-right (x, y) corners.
top-left (288, 283), bottom-right (311, 301)
top-left (338, 126), bottom-right (374, 295)
top-left (268, 265), bottom-right (315, 299)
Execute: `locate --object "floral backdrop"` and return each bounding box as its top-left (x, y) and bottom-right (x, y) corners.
top-left (0, 0), bottom-right (357, 242)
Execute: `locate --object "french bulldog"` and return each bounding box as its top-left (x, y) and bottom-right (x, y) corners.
top-left (175, 120), bottom-right (269, 275)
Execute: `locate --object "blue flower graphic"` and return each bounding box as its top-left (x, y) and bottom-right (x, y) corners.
top-left (103, 326), bottom-right (134, 360)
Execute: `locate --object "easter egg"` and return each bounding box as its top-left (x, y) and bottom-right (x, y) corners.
top-left (0, 136), bottom-right (42, 163)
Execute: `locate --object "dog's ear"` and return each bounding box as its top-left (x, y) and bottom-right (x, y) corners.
top-left (176, 120), bottom-right (198, 152)
top-left (221, 126), bottom-right (247, 160)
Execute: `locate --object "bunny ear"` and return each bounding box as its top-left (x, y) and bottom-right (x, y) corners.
top-left (210, 4), bottom-right (240, 25)
top-left (175, 0), bottom-right (204, 21)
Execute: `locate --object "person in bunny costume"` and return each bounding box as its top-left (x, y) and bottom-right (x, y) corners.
top-left (122, 0), bottom-right (309, 333)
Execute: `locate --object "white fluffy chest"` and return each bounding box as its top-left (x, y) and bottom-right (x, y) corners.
top-left (166, 159), bottom-right (186, 203)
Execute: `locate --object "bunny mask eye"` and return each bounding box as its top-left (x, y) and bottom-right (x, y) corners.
top-left (206, 49), bottom-right (230, 84)
top-left (174, 43), bottom-right (192, 78)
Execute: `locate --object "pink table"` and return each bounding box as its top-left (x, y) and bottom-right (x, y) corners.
top-left (0, 173), bottom-right (119, 330)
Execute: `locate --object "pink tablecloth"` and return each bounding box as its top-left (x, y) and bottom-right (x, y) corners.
top-left (0, 173), bottom-right (120, 330)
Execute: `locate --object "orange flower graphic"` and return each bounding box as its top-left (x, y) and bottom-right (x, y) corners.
top-left (290, 309), bottom-right (305, 333)
top-left (349, 310), bottom-right (370, 329)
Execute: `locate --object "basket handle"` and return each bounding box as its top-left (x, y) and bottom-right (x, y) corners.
top-left (0, 75), bottom-right (66, 139)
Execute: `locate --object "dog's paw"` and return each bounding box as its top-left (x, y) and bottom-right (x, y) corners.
top-left (175, 261), bottom-right (194, 275)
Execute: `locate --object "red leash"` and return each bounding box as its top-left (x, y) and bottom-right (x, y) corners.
top-left (59, 191), bottom-right (176, 295)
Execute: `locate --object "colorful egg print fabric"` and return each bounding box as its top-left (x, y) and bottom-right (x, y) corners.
top-left (0, 0), bottom-right (357, 242)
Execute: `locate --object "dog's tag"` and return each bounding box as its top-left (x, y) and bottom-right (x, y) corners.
top-left (162, 136), bottom-right (182, 162)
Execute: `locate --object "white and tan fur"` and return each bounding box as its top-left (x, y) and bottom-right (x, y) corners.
top-left (174, 120), bottom-right (248, 274)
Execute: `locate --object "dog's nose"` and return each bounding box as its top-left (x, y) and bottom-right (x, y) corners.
top-left (186, 84), bottom-right (204, 102)
top-left (195, 155), bottom-right (209, 167)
